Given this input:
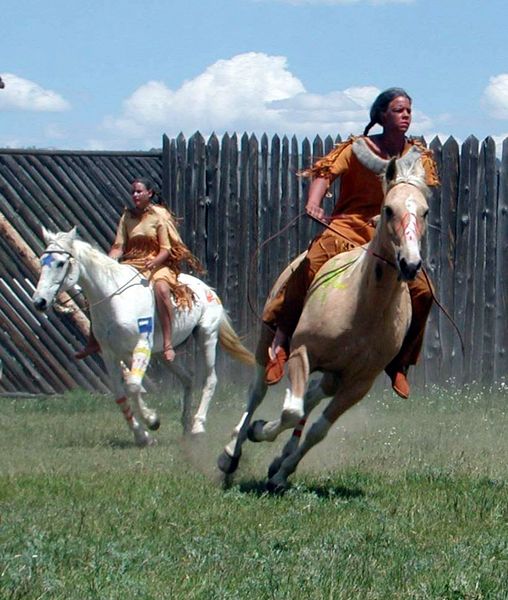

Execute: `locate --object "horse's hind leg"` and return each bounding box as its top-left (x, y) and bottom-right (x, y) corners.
top-left (218, 363), bottom-right (268, 474)
top-left (190, 326), bottom-right (219, 435)
top-left (164, 361), bottom-right (194, 434)
top-left (267, 380), bottom-right (371, 492)
top-left (267, 376), bottom-right (330, 478)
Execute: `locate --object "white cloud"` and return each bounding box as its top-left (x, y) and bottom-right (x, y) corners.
top-left (482, 74), bottom-right (508, 119)
top-left (0, 73), bottom-right (70, 112)
top-left (97, 52), bottom-right (436, 149)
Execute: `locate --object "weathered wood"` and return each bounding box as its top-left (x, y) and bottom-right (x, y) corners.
top-left (205, 134), bottom-right (220, 287)
top-left (453, 136), bottom-right (479, 383)
top-left (479, 138), bottom-right (497, 384)
top-left (269, 135), bottom-right (281, 291)
top-left (437, 137), bottom-right (459, 376)
top-left (1, 133), bottom-right (508, 393)
top-left (422, 137), bottom-right (443, 386)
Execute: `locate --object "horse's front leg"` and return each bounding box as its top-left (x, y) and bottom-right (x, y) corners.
top-left (123, 327), bottom-right (161, 437)
top-left (248, 345), bottom-right (310, 443)
top-left (217, 364), bottom-right (268, 475)
top-left (103, 351), bottom-right (154, 447)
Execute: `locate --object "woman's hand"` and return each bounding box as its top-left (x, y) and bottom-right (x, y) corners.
top-left (305, 177), bottom-right (329, 223)
top-left (306, 202), bottom-right (326, 221)
top-left (145, 258), bottom-right (159, 270)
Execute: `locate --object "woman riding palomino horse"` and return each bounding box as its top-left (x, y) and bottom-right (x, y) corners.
top-left (264, 87), bottom-right (440, 399)
top-left (218, 144), bottom-right (431, 485)
top-left (76, 177), bottom-right (203, 362)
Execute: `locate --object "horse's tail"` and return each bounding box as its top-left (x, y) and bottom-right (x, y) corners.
top-left (219, 313), bottom-right (255, 366)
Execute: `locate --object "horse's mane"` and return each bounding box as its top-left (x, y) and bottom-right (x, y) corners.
top-left (72, 238), bottom-right (124, 275)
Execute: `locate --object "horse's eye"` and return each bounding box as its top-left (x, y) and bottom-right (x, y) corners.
top-left (56, 261), bottom-right (66, 269)
top-left (384, 206), bottom-right (394, 220)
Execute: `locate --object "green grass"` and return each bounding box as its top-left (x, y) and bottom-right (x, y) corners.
top-left (1, 383), bottom-right (507, 599)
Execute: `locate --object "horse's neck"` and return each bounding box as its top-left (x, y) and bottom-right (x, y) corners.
top-left (358, 228), bottom-right (403, 306)
top-left (74, 242), bottom-right (123, 302)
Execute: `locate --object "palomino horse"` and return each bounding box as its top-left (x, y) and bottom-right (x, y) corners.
top-left (218, 148), bottom-right (429, 490)
top-left (32, 227), bottom-right (254, 446)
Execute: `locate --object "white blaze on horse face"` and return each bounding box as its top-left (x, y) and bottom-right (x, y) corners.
top-left (402, 195), bottom-right (421, 260)
top-left (35, 252), bottom-right (69, 304)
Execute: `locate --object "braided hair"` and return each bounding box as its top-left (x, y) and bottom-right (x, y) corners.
top-left (363, 88), bottom-right (412, 136)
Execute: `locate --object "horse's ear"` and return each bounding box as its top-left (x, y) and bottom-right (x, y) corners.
top-left (41, 226), bottom-right (54, 245)
top-left (385, 157), bottom-right (397, 184)
top-left (68, 226), bottom-right (78, 240)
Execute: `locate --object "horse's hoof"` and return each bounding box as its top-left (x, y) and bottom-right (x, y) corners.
top-left (136, 435), bottom-right (157, 447)
top-left (191, 421), bottom-right (206, 435)
top-left (266, 478), bottom-right (287, 495)
top-left (268, 456), bottom-right (284, 479)
top-left (247, 420), bottom-right (267, 442)
top-left (217, 451), bottom-right (240, 474)
top-left (148, 418), bottom-right (161, 431)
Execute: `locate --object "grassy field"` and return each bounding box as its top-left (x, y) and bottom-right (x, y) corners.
top-left (1, 381), bottom-right (507, 599)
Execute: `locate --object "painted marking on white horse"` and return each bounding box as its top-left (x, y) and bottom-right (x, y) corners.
top-left (41, 254), bottom-right (55, 267)
top-left (116, 396), bottom-right (134, 422)
top-left (206, 289), bottom-right (221, 304)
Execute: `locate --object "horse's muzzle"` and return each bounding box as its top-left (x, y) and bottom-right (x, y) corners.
top-left (398, 257), bottom-right (422, 281)
top-left (33, 296), bottom-right (48, 311)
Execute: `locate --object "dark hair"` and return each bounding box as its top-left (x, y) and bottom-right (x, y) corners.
top-left (132, 177), bottom-right (162, 204)
top-left (363, 87), bottom-right (412, 136)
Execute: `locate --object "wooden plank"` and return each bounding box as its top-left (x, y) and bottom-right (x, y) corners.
top-left (299, 137), bottom-right (312, 250)
top-left (421, 136), bottom-right (443, 388)
top-left (452, 136), bottom-right (479, 383)
top-left (258, 134), bottom-right (270, 307)
top-left (247, 134), bottom-right (260, 334)
top-left (480, 138), bottom-right (498, 384)
top-left (437, 136), bottom-right (459, 382)
top-left (217, 134), bottom-right (230, 299)
top-left (289, 135), bottom-right (300, 260)
top-left (495, 138), bottom-right (508, 380)
top-left (268, 135), bottom-right (281, 291)
top-left (205, 134), bottom-right (220, 287)
top-left (226, 134), bottom-right (240, 322)
top-left (279, 136), bottom-right (290, 272)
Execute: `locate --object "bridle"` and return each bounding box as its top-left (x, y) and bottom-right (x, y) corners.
top-left (40, 245), bottom-right (145, 309)
top-left (40, 248), bottom-right (76, 299)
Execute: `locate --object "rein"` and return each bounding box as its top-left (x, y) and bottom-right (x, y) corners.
top-left (43, 247), bottom-right (146, 310)
top-left (247, 211), bottom-right (465, 358)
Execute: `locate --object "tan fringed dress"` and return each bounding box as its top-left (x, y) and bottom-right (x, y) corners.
top-left (111, 204), bottom-right (201, 309)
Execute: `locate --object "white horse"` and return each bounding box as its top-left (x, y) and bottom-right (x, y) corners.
top-left (32, 227), bottom-right (254, 446)
top-left (218, 149), bottom-right (430, 490)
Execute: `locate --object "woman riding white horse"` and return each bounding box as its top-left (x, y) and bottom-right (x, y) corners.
top-left (33, 227), bottom-right (254, 445)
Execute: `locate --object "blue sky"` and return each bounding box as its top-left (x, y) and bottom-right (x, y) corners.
top-left (1, 0), bottom-right (507, 152)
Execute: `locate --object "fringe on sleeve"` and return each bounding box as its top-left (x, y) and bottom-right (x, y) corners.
top-left (299, 138), bottom-right (354, 180)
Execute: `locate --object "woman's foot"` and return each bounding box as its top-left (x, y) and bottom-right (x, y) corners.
top-left (265, 346), bottom-right (288, 385)
top-left (265, 328), bottom-right (289, 385)
top-left (163, 345), bottom-right (176, 362)
top-left (75, 340), bottom-right (101, 360)
top-left (386, 365), bottom-right (410, 399)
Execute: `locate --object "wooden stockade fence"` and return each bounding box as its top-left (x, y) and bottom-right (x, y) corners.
top-left (0, 133), bottom-right (507, 396)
